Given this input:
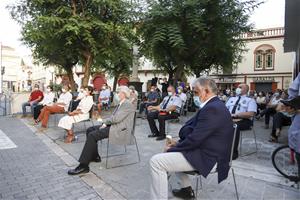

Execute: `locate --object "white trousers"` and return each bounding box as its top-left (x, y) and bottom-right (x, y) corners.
top-left (58, 114), bottom-right (88, 130)
top-left (150, 152), bottom-right (195, 200)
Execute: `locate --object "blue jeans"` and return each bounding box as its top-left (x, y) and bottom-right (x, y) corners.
top-left (22, 101), bottom-right (38, 115)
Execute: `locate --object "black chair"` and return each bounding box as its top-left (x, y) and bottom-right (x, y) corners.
top-left (101, 112), bottom-right (141, 169)
top-left (171, 124), bottom-right (239, 200)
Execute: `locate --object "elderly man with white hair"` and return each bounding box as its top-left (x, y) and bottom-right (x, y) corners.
top-left (68, 86), bottom-right (136, 175)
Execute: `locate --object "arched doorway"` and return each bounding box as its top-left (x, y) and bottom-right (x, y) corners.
top-left (93, 74), bottom-right (107, 91)
top-left (118, 77), bottom-right (129, 86)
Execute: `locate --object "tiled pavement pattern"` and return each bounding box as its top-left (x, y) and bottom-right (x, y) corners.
top-left (1, 110), bottom-right (300, 200)
top-left (0, 117), bottom-right (101, 200)
top-left (37, 111), bottom-right (300, 200)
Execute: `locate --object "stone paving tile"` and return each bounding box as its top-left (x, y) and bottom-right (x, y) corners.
top-left (0, 116), bottom-right (101, 200)
top-left (18, 111), bottom-right (300, 199)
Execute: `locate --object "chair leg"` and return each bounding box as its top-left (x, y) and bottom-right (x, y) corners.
top-left (106, 139), bottom-right (110, 169)
top-left (195, 176), bottom-right (199, 199)
top-left (134, 136), bottom-right (141, 162)
top-left (239, 132), bottom-right (243, 155)
top-left (231, 168), bottom-right (239, 200)
top-left (253, 129), bottom-right (258, 152)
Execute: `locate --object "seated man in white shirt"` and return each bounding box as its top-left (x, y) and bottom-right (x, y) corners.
top-left (97, 84), bottom-right (111, 113)
top-left (177, 86), bottom-right (187, 112)
top-left (33, 85), bottom-right (55, 121)
top-left (58, 86), bottom-right (94, 143)
top-left (36, 85), bottom-right (73, 130)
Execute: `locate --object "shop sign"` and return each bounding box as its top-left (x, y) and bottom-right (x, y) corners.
top-left (253, 77), bottom-right (275, 82)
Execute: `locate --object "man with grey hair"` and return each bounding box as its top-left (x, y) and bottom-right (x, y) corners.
top-left (149, 77), bottom-right (234, 199)
top-left (68, 86), bottom-right (135, 175)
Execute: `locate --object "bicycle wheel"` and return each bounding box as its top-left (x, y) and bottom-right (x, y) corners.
top-left (272, 145), bottom-right (299, 179)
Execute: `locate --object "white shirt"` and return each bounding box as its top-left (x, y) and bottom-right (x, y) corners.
top-left (77, 96), bottom-right (94, 114)
top-left (57, 92), bottom-right (73, 111)
top-left (256, 96), bottom-right (266, 104)
top-left (178, 92), bottom-right (187, 104)
top-left (200, 95), bottom-right (217, 109)
top-left (77, 92), bottom-right (85, 100)
top-left (270, 97), bottom-right (281, 105)
top-left (99, 89), bottom-right (111, 103)
top-left (160, 95), bottom-right (182, 113)
top-left (40, 92), bottom-right (55, 106)
top-left (226, 95), bottom-right (257, 114)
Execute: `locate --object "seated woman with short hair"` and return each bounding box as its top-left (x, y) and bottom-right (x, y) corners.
top-left (58, 86), bottom-right (94, 143)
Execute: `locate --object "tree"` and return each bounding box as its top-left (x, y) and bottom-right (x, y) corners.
top-left (138, 0), bottom-right (262, 82)
top-left (9, 0), bottom-right (135, 89)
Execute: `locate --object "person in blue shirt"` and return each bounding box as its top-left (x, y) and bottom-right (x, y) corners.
top-left (139, 85), bottom-right (159, 116)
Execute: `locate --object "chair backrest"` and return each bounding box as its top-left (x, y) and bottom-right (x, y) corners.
top-left (229, 124), bottom-right (238, 167)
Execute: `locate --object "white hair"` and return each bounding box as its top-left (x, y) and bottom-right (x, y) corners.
top-left (117, 86), bottom-right (131, 98)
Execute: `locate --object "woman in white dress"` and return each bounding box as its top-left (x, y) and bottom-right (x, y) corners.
top-left (58, 86), bottom-right (94, 143)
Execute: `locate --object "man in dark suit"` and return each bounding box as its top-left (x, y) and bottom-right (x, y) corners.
top-left (150, 77), bottom-right (234, 200)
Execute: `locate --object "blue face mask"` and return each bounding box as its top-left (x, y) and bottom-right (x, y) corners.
top-left (193, 96), bottom-right (201, 108)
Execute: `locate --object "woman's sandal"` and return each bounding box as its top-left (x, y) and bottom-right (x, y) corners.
top-left (64, 134), bottom-right (75, 144)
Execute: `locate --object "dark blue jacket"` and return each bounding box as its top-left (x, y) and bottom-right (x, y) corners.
top-left (168, 97), bottom-right (234, 183)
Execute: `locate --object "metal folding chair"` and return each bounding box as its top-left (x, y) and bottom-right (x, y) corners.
top-left (102, 112), bottom-right (141, 169)
top-left (239, 118), bottom-right (258, 157)
top-left (177, 124), bottom-right (239, 200)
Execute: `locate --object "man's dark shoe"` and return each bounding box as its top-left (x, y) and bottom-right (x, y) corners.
top-left (93, 156), bottom-right (101, 163)
top-left (172, 186), bottom-right (195, 199)
top-left (148, 133), bottom-right (158, 138)
top-left (68, 165), bottom-right (89, 175)
top-left (156, 135), bottom-right (166, 141)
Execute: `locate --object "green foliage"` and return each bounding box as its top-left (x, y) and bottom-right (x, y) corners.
top-left (138, 0), bottom-right (262, 78)
top-left (8, 0), bottom-right (136, 88)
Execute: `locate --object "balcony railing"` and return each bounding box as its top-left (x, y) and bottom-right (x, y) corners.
top-left (240, 27), bottom-right (284, 40)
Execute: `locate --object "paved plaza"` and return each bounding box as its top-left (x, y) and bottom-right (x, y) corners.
top-left (0, 110), bottom-right (300, 199)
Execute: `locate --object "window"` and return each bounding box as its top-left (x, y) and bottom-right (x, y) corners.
top-left (255, 51), bottom-right (263, 69)
top-left (254, 44), bottom-right (275, 71)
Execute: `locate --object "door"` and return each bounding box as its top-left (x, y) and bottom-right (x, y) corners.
top-left (255, 83), bottom-right (273, 93)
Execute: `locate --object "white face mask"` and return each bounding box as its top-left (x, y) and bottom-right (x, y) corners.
top-left (168, 92), bottom-right (172, 96)
top-left (115, 94), bottom-right (120, 103)
top-left (80, 89), bottom-right (84, 92)
top-left (235, 88), bottom-right (242, 96)
top-left (62, 88), bottom-right (66, 93)
top-left (83, 91), bottom-right (88, 96)
top-left (46, 88), bottom-right (51, 93)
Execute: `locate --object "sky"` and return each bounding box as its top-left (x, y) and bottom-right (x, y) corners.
top-left (0, 0), bottom-right (285, 57)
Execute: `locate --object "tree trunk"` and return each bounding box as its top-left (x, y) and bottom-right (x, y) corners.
top-left (113, 76), bottom-right (118, 92)
top-left (65, 66), bottom-right (76, 91)
top-left (174, 66), bottom-right (184, 86)
top-left (82, 50), bottom-right (93, 87)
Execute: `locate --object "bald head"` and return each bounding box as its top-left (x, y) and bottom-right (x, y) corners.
top-left (238, 84), bottom-right (249, 95)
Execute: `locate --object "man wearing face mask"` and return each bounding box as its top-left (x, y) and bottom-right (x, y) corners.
top-left (97, 84), bottom-right (111, 113)
top-left (149, 77), bottom-right (234, 200)
top-left (139, 85), bottom-right (159, 117)
top-left (67, 86), bottom-right (135, 175)
top-left (21, 84), bottom-right (44, 117)
top-left (36, 85), bottom-right (72, 130)
top-left (147, 85), bottom-right (182, 140)
top-left (226, 84), bottom-right (257, 159)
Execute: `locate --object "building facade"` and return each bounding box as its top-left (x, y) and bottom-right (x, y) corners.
top-left (0, 44), bottom-right (33, 92)
top-left (211, 27), bottom-right (294, 92)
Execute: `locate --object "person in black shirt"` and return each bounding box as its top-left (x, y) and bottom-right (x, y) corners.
top-left (160, 78), bottom-right (169, 98)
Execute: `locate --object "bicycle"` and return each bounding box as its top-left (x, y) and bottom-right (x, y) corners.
top-left (271, 145), bottom-right (300, 188)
